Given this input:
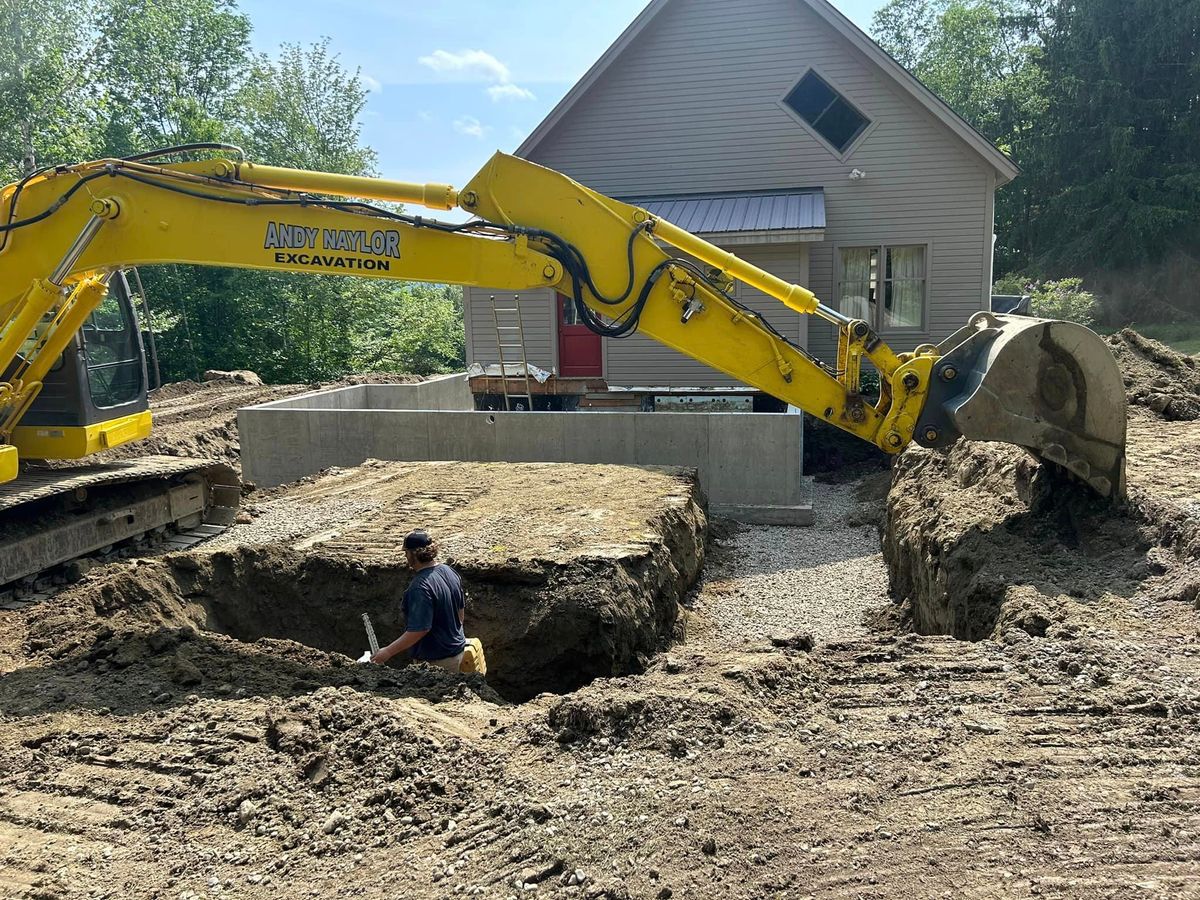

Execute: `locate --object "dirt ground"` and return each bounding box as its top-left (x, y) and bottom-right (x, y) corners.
top-left (88, 371), bottom-right (420, 472)
top-left (4, 337), bottom-right (1200, 898)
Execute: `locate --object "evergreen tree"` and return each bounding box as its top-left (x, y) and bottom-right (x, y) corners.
top-left (1031, 0), bottom-right (1200, 276)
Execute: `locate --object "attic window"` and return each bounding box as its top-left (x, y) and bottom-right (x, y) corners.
top-left (784, 71), bottom-right (870, 154)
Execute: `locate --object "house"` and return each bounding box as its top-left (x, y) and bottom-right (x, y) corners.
top-left (463, 0), bottom-right (1018, 405)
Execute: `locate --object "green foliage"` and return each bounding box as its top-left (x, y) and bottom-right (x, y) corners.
top-left (233, 40), bottom-right (377, 176)
top-left (857, 366), bottom-right (882, 400)
top-left (872, 0), bottom-right (1045, 274)
top-left (1027, 0), bottom-right (1200, 274)
top-left (97, 0), bottom-right (251, 152)
top-left (874, 0), bottom-right (1044, 148)
top-left (875, 0), bottom-right (1200, 313)
top-left (0, 0), bottom-right (466, 384)
top-left (350, 284), bottom-right (467, 376)
top-left (991, 272), bottom-right (1027, 295)
top-left (0, 0), bottom-right (105, 179)
top-left (992, 275), bottom-right (1098, 325)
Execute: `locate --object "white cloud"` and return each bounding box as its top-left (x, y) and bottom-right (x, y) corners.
top-left (453, 116), bottom-right (487, 139)
top-left (419, 47), bottom-right (536, 106)
top-left (417, 110), bottom-right (433, 123)
top-left (487, 83), bottom-right (536, 102)
top-left (419, 49), bottom-right (510, 83)
top-left (361, 73), bottom-right (382, 93)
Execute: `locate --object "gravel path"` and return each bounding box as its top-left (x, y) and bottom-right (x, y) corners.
top-left (689, 480), bottom-right (889, 648)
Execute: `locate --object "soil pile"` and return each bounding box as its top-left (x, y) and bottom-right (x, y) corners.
top-left (884, 441), bottom-right (1179, 640)
top-left (885, 412), bottom-right (1200, 645)
top-left (887, 327), bottom-right (1200, 641)
top-left (1107, 328), bottom-right (1200, 420)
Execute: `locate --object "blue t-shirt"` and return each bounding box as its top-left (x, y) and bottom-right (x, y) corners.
top-left (403, 563), bottom-right (467, 661)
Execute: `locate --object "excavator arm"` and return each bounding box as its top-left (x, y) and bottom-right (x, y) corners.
top-left (0, 148), bottom-right (1127, 496)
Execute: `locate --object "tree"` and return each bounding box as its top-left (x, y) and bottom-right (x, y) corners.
top-left (97, 0), bottom-right (250, 153)
top-left (233, 40), bottom-right (377, 176)
top-left (0, 0), bottom-right (466, 381)
top-left (0, 0), bottom-right (105, 179)
top-left (351, 284), bottom-right (467, 376)
top-left (1029, 0), bottom-right (1200, 274)
top-left (872, 0), bottom-right (1046, 273)
top-left (873, 0), bottom-right (1042, 146)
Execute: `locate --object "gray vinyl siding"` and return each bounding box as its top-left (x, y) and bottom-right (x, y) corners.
top-left (464, 287), bottom-right (557, 372)
top-left (605, 243), bottom-right (807, 387)
top-left (522, 0), bottom-right (994, 367)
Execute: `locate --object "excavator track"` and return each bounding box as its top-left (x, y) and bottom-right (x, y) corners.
top-left (0, 456), bottom-right (239, 599)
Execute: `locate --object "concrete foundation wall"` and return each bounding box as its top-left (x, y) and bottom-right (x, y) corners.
top-left (239, 378), bottom-right (809, 523)
top-left (265, 374), bottom-right (474, 412)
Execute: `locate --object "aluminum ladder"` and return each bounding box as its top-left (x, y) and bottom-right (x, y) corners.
top-left (490, 294), bottom-right (535, 411)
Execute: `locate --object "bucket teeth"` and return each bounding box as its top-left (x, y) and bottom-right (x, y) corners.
top-left (1064, 456), bottom-right (1091, 481)
top-left (1041, 443), bottom-right (1068, 466)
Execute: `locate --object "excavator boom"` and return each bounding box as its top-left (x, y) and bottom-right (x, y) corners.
top-left (0, 148), bottom-right (1127, 503)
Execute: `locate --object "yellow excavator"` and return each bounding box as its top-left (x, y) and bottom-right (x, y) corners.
top-left (0, 144), bottom-right (1127, 589)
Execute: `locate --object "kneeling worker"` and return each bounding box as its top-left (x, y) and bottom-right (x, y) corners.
top-left (372, 530), bottom-right (477, 673)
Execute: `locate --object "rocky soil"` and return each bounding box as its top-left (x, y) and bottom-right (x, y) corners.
top-left (1107, 329), bottom-right (1200, 421)
top-left (3, 336), bottom-right (1200, 898)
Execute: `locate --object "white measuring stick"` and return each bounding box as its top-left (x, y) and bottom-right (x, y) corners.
top-left (362, 613), bottom-right (380, 656)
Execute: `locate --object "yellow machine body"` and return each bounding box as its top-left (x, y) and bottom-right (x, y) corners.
top-left (10, 410), bottom-right (153, 459)
top-left (0, 150), bottom-right (1128, 496)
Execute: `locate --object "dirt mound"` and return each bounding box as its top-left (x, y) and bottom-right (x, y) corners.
top-left (1107, 328), bottom-right (1200, 420)
top-left (203, 369), bottom-right (263, 385)
top-left (884, 442), bottom-right (1166, 640)
top-left (883, 326), bottom-right (1200, 641)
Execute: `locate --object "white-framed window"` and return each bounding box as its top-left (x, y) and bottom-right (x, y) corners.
top-left (837, 243), bottom-right (927, 330)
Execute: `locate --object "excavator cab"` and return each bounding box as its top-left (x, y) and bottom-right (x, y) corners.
top-left (12, 271), bottom-right (151, 460)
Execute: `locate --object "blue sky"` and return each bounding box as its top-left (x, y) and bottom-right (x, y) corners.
top-left (239, 0), bottom-right (885, 187)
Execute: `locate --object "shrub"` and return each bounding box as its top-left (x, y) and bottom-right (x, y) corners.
top-left (992, 274), bottom-right (1097, 326)
top-left (992, 272), bottom-right (1029, 295)
top-left (1028, 278), bottom-right (1097, 326)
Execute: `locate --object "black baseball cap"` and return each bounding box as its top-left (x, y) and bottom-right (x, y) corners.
top-left (403, 529), bottom-right (433, 550)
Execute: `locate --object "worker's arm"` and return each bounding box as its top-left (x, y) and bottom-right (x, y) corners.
top-left (373, 586), bottom-right (436, 664)
top-left (372, 628), bottom-right (430, 665)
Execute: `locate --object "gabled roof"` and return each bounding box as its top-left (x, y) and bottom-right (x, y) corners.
top-left (516, 0), bottom-right (1020, 184)
top-left (623, 188), bottom-right (825, 234)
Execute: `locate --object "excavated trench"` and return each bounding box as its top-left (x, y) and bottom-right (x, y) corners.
top-left (177, 533), bottom-right (703, 701)
top-left (30, 463), bottom-right (709, 705)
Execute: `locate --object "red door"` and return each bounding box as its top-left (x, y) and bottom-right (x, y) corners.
top-left (557, 293), bottom-right (603, 377)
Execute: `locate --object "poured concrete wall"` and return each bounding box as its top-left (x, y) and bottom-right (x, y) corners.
top-left (239, 374), bottom-right (809, 523)
top-left (263, 374), bottom-right (474, 412)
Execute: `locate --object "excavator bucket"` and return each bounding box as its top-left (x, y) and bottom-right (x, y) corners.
top-left (914, 313), bottom-right (1127, 498)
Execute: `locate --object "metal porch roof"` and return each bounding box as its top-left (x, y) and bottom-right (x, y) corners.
top-left (625, 189), bottom-right (825, 234)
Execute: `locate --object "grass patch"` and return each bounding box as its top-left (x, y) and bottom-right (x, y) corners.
top-left (1096, 322), bottom-right (1200, 356)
